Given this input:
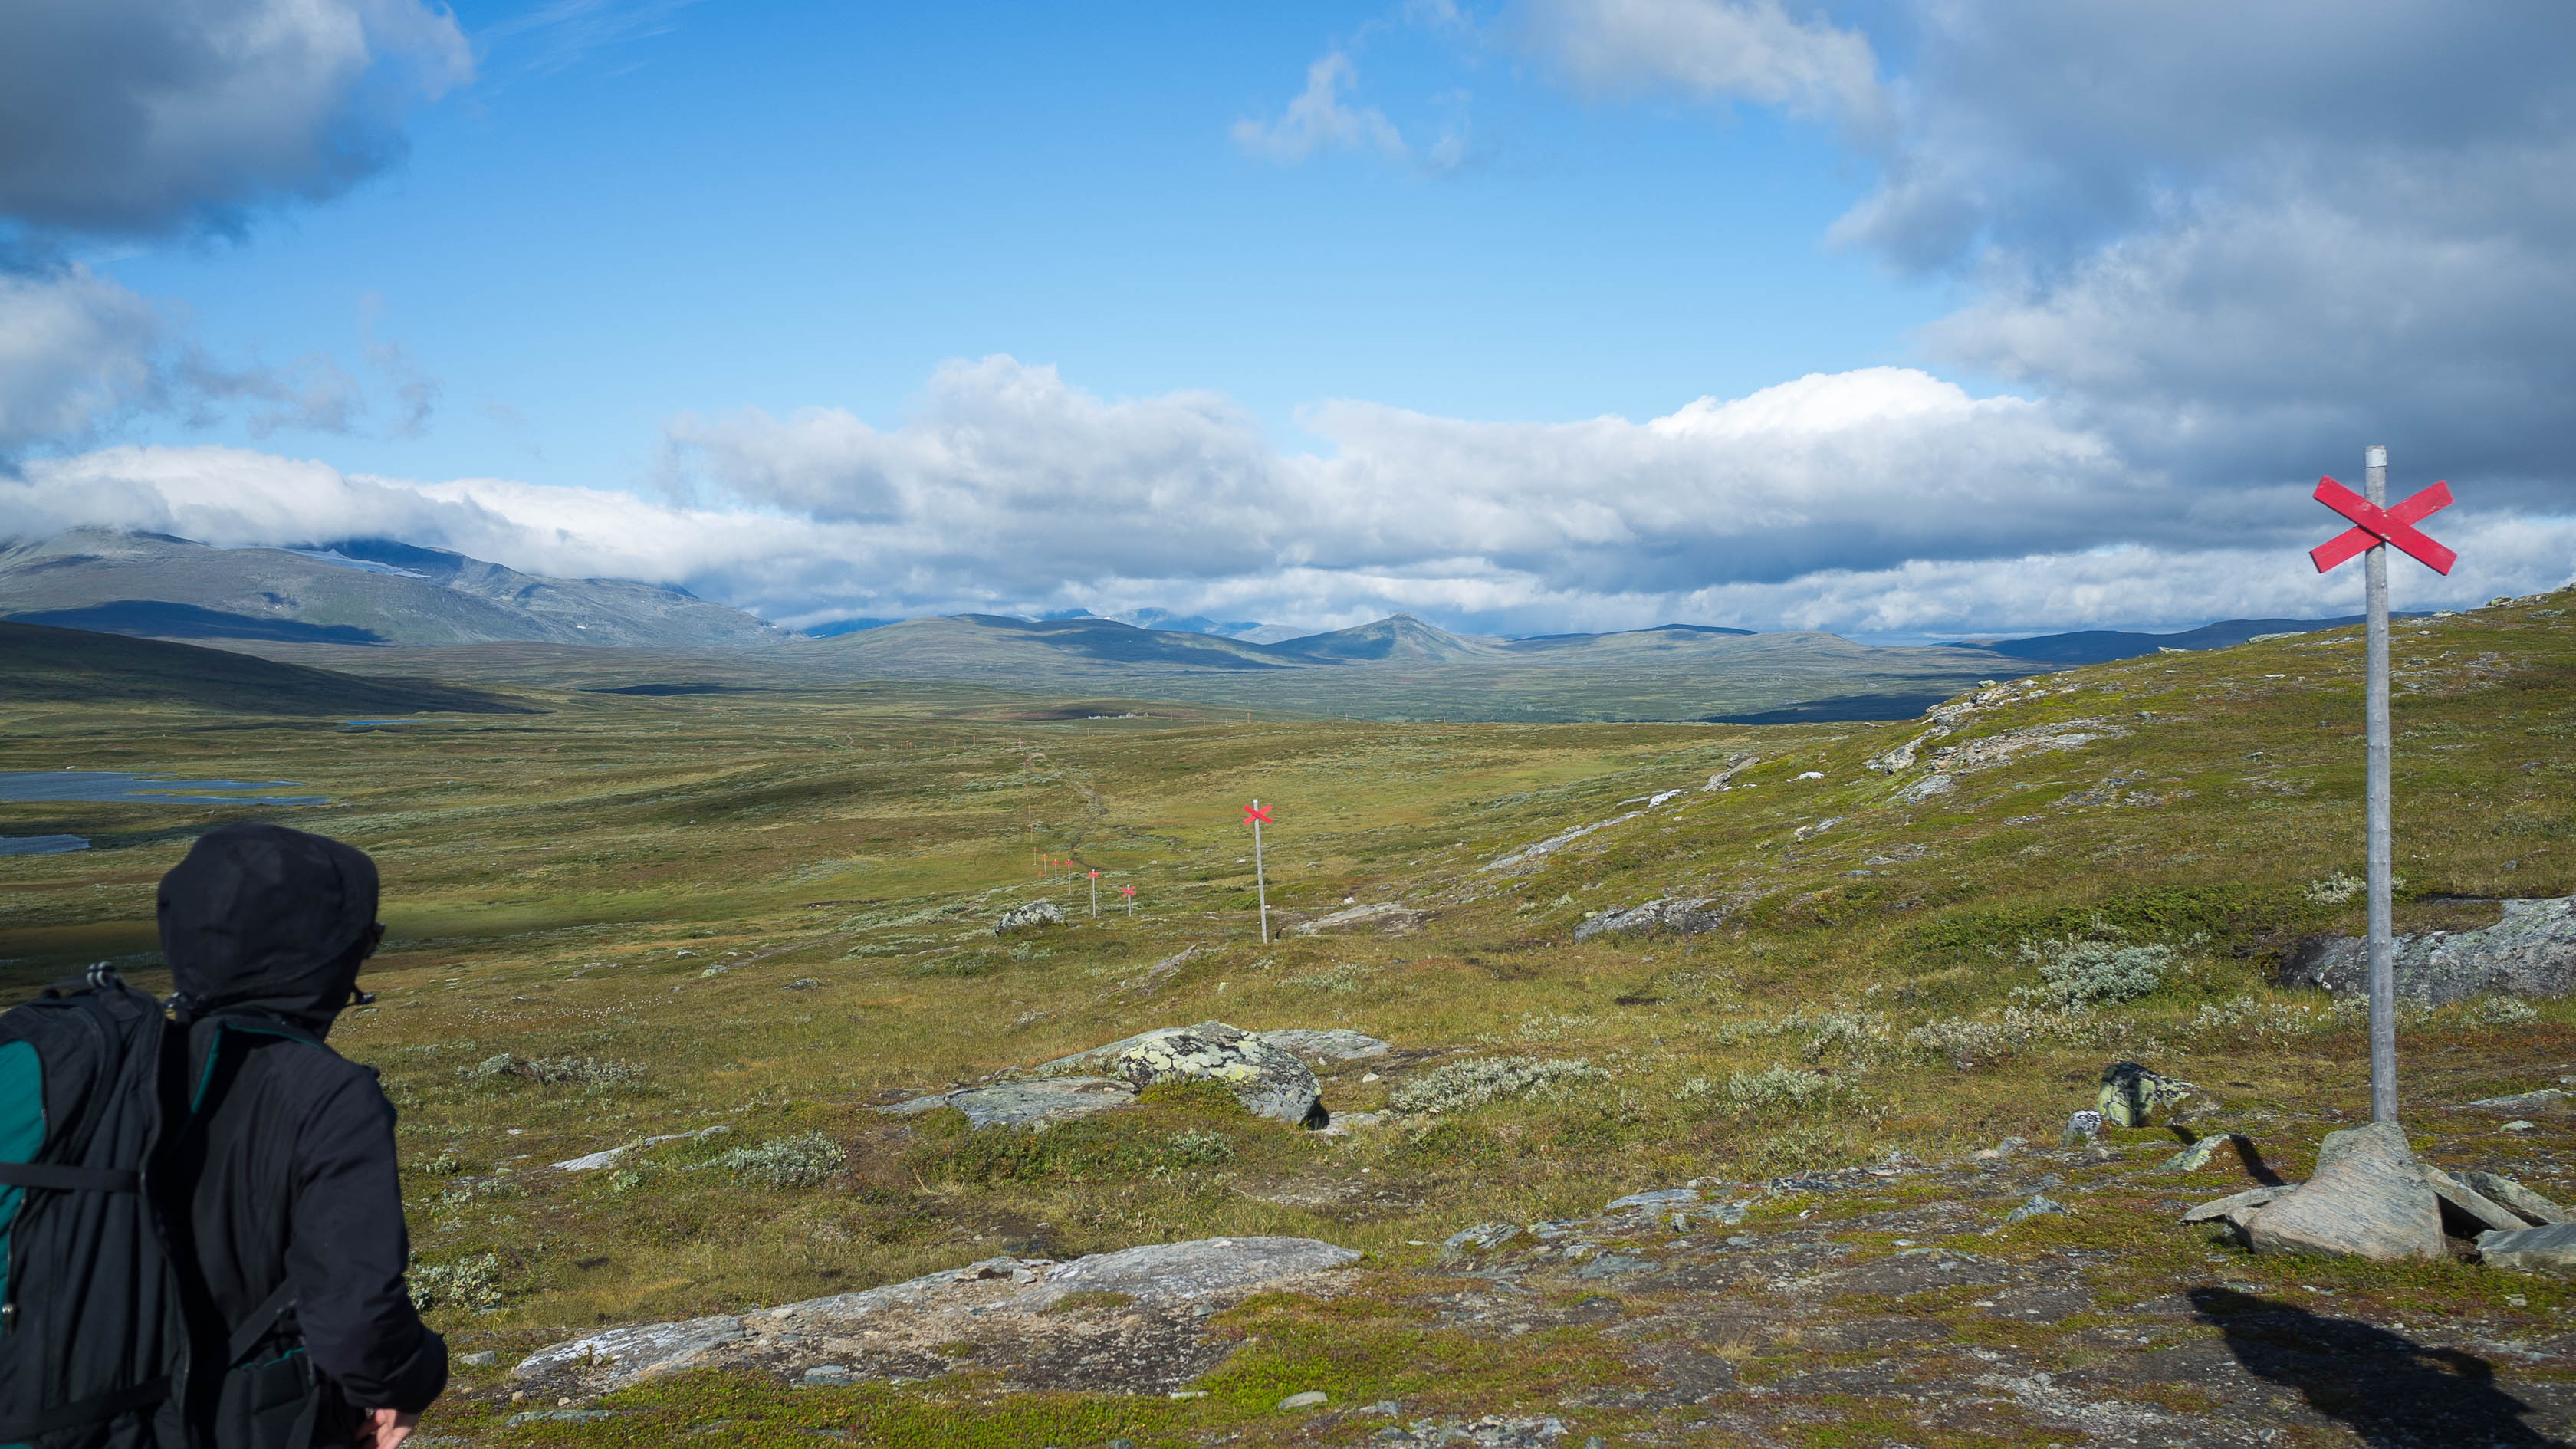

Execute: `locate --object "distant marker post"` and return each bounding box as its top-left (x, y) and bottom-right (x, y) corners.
top-left (1120, 883), bottom-right (1135, 918)
top-left (2308, 445), bottom-right (2456, 1125)
top-left (1088, 869), bottom-right (1100, 916)
top-left (1242, 800), bottom-right (1273, 944)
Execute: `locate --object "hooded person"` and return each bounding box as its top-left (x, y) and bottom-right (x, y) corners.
top-left (156, 823), bottom-right (445, 1448)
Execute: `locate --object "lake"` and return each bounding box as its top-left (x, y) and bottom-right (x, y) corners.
top-left (0, 771), bottom-right (330, 805)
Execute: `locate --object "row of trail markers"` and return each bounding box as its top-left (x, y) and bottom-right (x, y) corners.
top-left (2308, 445), bottom-right (2456, 1126)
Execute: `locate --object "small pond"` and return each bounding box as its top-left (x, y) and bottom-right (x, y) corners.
top-left (0, 835), bottom-right (89, 856)
top-left (0, 771), bottom-right (330, 806)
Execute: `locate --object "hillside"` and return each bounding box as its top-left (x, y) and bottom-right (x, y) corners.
top-left (0, 529), bottom-right (790, 649)
top-left (6, 590), bottom-right (2573, 1444)
top-left (0, 620), bottom-right (533, 715)
top-left (1950, 614), bottom-right (2378, 665)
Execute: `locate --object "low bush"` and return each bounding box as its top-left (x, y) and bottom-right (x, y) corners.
top-left (409, 1253), bottom-right (502, 1312)
top-left (1384, 1056), bottom-right (1608, 1116)
top-left (711, 1132), bottom-right (848, 1188)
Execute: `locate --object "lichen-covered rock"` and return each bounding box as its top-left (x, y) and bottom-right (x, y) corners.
top-left (994, 899), bottom-right (1066, 935)
top-left (1572, 895), bottom-right (1732, 943)
top-left (2242, 1121), bottom-right (2445, 1261)
top-left (2058, 1109), bottom-right (2104, 1148)
top-left (2279, 895), bottom-right (2576, 1004)
top-left (875, 1076), bottom-right (1135, 1128)
top-left (1255, 1028), bottom-right (1392, 1063)
top-left (2097, 1061), bottom-right (2199, 1127)
top-left (1106, 1021), bottom-right (1325, 1127)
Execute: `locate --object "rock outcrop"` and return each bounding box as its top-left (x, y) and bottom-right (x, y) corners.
top-left (1097, 1021), bottom-right (1326, 1126)
top-left (1290, 902), bottom-right (1425, 936)
top-left (876, 1076), bottom-right (1136, 1128)
top-left (2278, 895), bottom-right (2576, 1004)
top-left (994, 899), bottom-right (1066, 935)
top-left (1572, 895), bottom-right (1732, 943)
top-left (514, 1237), bottom-right (1362, 1395)
top-left (1255, 1028), bottom-right (1392, 1063)
top-left (2240, 1121), bottom-right (2445, 1261)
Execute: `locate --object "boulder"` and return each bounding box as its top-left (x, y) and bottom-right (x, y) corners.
top-left (2457, 1170), bottom-right (2574, 1225)
top-left (1042, 1020), bottom-right (1325, 1125)
top-left (2423, 1164), bottom-right (2528, 1234)
top-left (1572, 895), bottom-right (1732, 943)
top-left (876, 1077), bottom-right (1135, 1128)
top-left (2278, 895), bottom-right (2576, 1004)
top-left (2058, 1109), bottom-right (2104, 1148)
top-left (1255, 1028), bottom-right (1392, 1063)
top-left (2477, 1222), bottom-right (2576, 1272)
top-left (2181, 1184), bottom-right (2295, 1224)
top-left (2097, 1061), bottom-right (2199, 1128)
top-left (994, 899), bottom-right (1066, 935)
top-left (2242, 1121), bottom-right (2445, 1261)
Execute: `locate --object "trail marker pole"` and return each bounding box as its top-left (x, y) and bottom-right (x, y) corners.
top-left (1088, 869), bottom-right (1099, 916)
top-left (1121, 883), bottom-right (1135, 918)
top-left (2308, 445), bottom-right (2456, 1125)
top-left (1243, 800), bottom-right (1273, 944)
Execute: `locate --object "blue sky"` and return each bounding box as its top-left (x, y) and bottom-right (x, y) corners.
top-left (4, 2), bottom-right (2571, 639)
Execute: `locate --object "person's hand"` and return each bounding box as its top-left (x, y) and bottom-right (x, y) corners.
top-left (365, 1408), bottom-right (419, 1447)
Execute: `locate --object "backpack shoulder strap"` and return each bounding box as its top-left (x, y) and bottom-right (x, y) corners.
top-left (226, 1276), bottom-right (300, 1366)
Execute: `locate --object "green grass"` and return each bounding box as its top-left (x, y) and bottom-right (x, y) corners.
top-left (7, 590), bottom-right (2576, 1444)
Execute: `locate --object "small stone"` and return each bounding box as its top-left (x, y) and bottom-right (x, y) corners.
top-left (2098, 1061), bottom-right (2198, 1128)
top-left (1279, 1390), bottom-right (1329, 1410)
top-left (2503, 1119), bottom-right (2538, 1134)
top-left (2058, 1109), bottom-right (2104, 1148)
top-left (458, 1349), bottom-right (498, 1366)
top-left (2472, 1088), bottom-right (2571, 1112)
top-left (2003, 1194), bottom-right (2065, 1224)
top-left (2244, 1121), bottom-right (2444, 1261)
top-left (2162, 1132), bottom-right (2250, 1172)
top-left (1441, 1222), bottom-right (1521, 1258)
top-left (2479, 1221), bottom-right (2576, 1271)
top-left (993, 899), bottom-right (1066, 935)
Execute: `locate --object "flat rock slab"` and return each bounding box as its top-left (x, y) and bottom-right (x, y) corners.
top-left (1255, 1027), bottom-right (1392, 1063)
top-left (2479, 1222), bottom-right (2576, 1272)
top-left (1288, 902), bottom-right (1424, 936)
top-left (874, 1076), bottom-right (1135, 1128)
top-left (2245, 1121), bottom-right (2445, 1261)
top-left (516, 1236), bottom-right (1361, 1395)
top-left (2280, 895), bottom-right (2576, 1004)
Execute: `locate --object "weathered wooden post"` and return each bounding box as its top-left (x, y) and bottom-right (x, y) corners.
top-left (1242, 800), bottom-right (1273, 944)
top-left (2308, 445), bottom-right (2456, 1123)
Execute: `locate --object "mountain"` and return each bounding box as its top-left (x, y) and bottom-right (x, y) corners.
top-left (1270, 613), bottom-right (1503, 663)
top-left (0, 530), bottom-right (791, 649)
top-left (1947, 616), bottom-right (2377, 665)
top-left (0, 620), bottom-right (532, 715)
top-left (807, 613), bottom-right (1305, 674)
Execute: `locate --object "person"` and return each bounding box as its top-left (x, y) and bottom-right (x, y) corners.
top-left (157, 823), bottom-right (446, 1447)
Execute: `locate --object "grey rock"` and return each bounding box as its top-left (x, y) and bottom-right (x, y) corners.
top-left (507, 1409), bottom-right (615, 1425)
top-left (2279, 895), bottom-right (2576, 1005)
top-left (552, 1123), bottom-right (731, 1173)
top-left (2003, 1194), bottom-right (2066, 1224)
top-left (2470, 1088), bottom-right (2570, 1112)
top-left (1030, 1236), bottom-right (1360, 1306)
top-left (1278, 1391), bottom-right (1329, 1410)
top-left (1575, 1253), bottom-right (1648, 1278)
top-left (1256, 1028), bottom-right (1392, 1063)
top-left (1290, 903), bottom-right (1424, 936)
top-left (2058, 1109), bottom-right (2104, 1148)
top-left (2244, 1121), bottom-right (2445, 1261)
top-left (1482, 812), bottom-right (1647, 875)
top-left (514, 1313), bottom-right (744, 1382)
top-left (2181, 1184), bottom-right (2296, 1224)
top-left (2423, 1164), bottom-right (2529, 1234)
top-left (2161, 1132), bottom-right (2250, 1172)
top-left (1099, 1021), bottom-right (1325, 1126)
top-left (873, 1077), bottom-right (1135, 1129)
top-left (2097, 1061), bottom-right (2198, 1128)
top-left (1605, 1187), bottom-right (1701, 1213)
top-left (458, 1350), bottom-right (498, 1366)
top-left (2505, 1119), bottom-right (2540, 1134)
top-left (2478, 1221), bottom-right (2576, 1272)
top-left (1441, 1222), bottom-right (1522, 1258)
top-left (994, 899), bottom-right (1066, 935)
top-left (2458, 1170), bottom-right (2574, 1225)
top-left (1570, 895), bottom-right (1732, 943)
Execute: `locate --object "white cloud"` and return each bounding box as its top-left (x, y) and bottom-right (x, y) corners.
top-left (1233, 52), bottom-right (1415, 166)
top-left (0, 269), bottom-right (164, 457)
top-left (15, 360), bottom-right (2567, 639)
top-left (1517, 0), bottom-right (1882, 129)
top-left (0, 0), bottom-right (471, 238)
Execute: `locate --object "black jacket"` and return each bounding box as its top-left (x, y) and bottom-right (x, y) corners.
top-left (156, 825), bottom-right (446, 1428)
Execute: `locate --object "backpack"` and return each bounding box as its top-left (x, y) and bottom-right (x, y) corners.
top-left (0, 968), bottom-right (315, 1449)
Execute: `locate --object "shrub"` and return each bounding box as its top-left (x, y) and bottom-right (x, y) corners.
top-left (711, 1132), bottom-right (848, 1188)
top-left (409, 1253), bottom-right (502, 1312)
top-left (2305, 871), bottom-right (2407, 905)
top-left (1158, 1129), bottom-right (1236, 1171)
top-left (1676, 1064), bottom-right (1840, 1116)
top-left (2012, 922), bottom-right (2175, 1007)
top-left (1385, 1057), bottom-right (1608, 1116)
top-left (458, 1053), bottom-right (645, 1089)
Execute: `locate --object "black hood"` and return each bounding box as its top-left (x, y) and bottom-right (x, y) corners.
top-left (159, 823), bottom-right (380, 1031)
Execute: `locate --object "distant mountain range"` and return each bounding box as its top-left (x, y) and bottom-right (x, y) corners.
top-left (0, 530), bottom-right (790, 649)
top-left (1, 527), bottom-right (2379, 722)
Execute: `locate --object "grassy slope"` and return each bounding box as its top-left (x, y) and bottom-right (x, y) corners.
top-left (4, 593), bottom-right (2573, 1444)
top-left (0, 621), bottom-right (535, 717)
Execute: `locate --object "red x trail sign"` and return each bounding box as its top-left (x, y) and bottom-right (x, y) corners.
top-left (2310, 476), bottom-right (2455, 575)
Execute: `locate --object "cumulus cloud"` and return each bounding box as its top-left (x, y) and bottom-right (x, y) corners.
top-left (17, 360), bottom-right (2566, 639)
top-left (1517, 0), bottom-right (1883, 129)
top-left (0, 268), bottom-right (164, 458)
top-left (1234, 52), bottom-right (1417, 166)
top-left (0, 0), bottom-right (471, 238)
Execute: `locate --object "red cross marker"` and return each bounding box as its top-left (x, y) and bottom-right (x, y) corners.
top-left (2310, 477), bottom-right (2456, 575)
top-left (1119, 884), bottom-right (1135, 898)
top-left (1241, 803), bottom-right (1271, 825)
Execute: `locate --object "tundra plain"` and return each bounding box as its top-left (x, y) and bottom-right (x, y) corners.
top-left (5, 596), bottom-right (2576, 1447)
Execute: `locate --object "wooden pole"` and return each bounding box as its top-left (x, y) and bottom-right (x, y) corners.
top-left (2364, 446), bottom-right (2397, 1123)
top-left (1251, 798), bottom-right (1270, 945)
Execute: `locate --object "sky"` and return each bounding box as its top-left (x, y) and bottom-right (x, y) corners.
top-left (1, 0), bottom-right (2571, 641)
